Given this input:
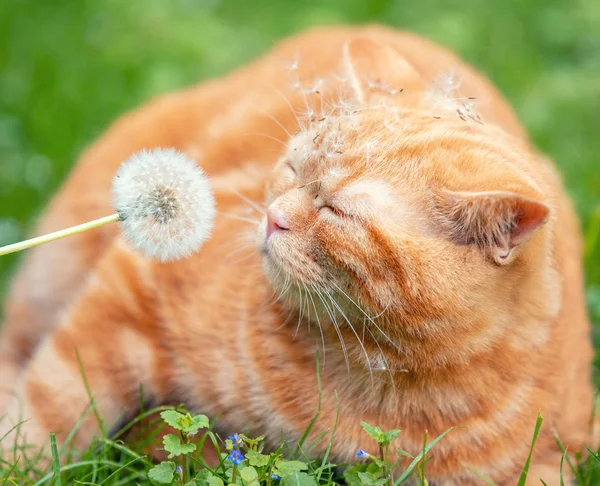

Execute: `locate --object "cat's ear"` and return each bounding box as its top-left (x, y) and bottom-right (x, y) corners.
top-left (438, 190), bottom-right (550, 265)
top-left (342, 37), bottom-right (423, 104)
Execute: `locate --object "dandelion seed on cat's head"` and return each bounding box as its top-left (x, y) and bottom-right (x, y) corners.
top-left (112, 148), bottom-right (215, 263)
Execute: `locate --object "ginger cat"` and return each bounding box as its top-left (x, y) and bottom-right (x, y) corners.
top-left (0, 25), bottom-right (594, 485)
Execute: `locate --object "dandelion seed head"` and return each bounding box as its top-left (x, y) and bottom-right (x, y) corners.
top-left (112, 148), bottom-right (215, 262)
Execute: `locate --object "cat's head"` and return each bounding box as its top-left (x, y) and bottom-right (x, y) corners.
top-left (258, 38), bottom-right (554, 368)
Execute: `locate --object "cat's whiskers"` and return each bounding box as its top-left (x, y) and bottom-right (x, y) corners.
top-left (311, 284), bottom-right (350, 373)
top-left (330, 281), bottom-right (404, 357)
top-left (272, 273), bottom-right (293, 308)
top-left (258, 110), bottom-right (295, 139)
top-left (264, 82), bottom-right (303, 131)
top-left (221, 230), bottom-right (259, 266)
top-left (265, 266), bottom-right (286, 307)
top-left (244, 132), bottom-right (289, 147)
top-left (293, 282), bottom-right (305, 339)
top-left (228, 186), bottom-right (267, 215)
top-left (321, 285), bottom-right (375, 384)
top-left (226, 249), bottom-right (260, 267)
top-left (216, 211), bottom-right (260, 226)
top-left (304, 282), bottom-right (327, 361)
top-left (362, 318), bottom-right (398, 389)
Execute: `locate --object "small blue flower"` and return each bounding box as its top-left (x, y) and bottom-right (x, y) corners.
top-left (356, 449), bottom-right (369, 459)
top-left (270, 474), bottom-right (281, 481)
top-left (228, 433), bottom-right (242, 446)
top-left (175, 465), bottom-right (183, 475)
top-left (228, 449), bottom-right (245, 466)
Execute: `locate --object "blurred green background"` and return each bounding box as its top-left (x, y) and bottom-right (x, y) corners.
top-left (1, 0), bottom-right (599, 345)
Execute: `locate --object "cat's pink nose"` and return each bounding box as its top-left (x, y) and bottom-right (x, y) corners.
top-left (266, 209), bottom-right (289, 238)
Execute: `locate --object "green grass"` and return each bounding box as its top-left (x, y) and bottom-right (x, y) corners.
top-left (0, 0), bottom-right (599, 483)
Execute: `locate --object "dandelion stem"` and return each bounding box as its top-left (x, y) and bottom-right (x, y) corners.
top-left (0, 213), bottom-right (120, 257)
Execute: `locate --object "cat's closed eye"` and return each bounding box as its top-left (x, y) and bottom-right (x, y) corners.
top-left (319, 204), bottom-right (345, 217)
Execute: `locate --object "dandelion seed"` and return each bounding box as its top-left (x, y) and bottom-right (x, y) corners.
top-left (284, 55), bottom-right (300, 71)
top-left (112, 148), bottom-right (215, 262)
top-left (228, 449), bottom-right (245, 465)
top-left (356, 449), bottom-right (370, 459)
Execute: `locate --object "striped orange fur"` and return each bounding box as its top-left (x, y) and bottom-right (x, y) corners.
top-left (0, 25), bottom-right (594, 484)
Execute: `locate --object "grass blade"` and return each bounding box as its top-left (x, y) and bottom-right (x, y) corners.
top-left (0, 456), bottom-right (21, 485)
top-left (49, 432), bottom-right (61, 486)
top-left (75, 350), bottom-right (106, 437)
top-left (584, 446), bottom-right (600, 464)
top-left (553, 427), bottom-right (584, 484)
top-left (559, 448), bottom-right (567, 486)
top-left (98, 456), bottom-right (145, 485)
top-left (32, 460), bottom-right (134, 486)
top-left (294, 350), bottom-right (322, 458)
top-left (395, 427), bottom-right (459, 484)
top-left (316, 390), bottom-right (340, 481)
top-left (466, 466), bottom-right (498, 485)
top-left (420, 430), bottom-right (428, 485)
top-left (517, 413), bottom-right (543, 486)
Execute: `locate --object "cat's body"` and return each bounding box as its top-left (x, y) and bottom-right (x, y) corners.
top-left (0, 25), bottom-right (594, 484)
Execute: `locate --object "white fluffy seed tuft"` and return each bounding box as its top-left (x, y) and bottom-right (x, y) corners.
top-left (112, 148), bottom-right (215, 262)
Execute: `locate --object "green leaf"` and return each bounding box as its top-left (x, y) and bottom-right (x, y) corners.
top-left (191, 469), bottom-right (213, 486)
top-left (517, 414), bottom-right (543, 486)
top-left (188, 414), bottom-right (210, 434)
top-left (357, 471), bottom-right (387, 486)
top-left (163, 433), bottom-right (197, 458)
top-left (384, 429), bottom-right (402, 445)
top-left (240, 466), bottom-right (259, 484)
top-left (281, 472), bottom-right (316, 486)
top-left (361, 422), bottom-right (385, 443)
top-left (161, 410), bottom-right (186, 430)
top-left (274, 460), bottom-right (308, 477)
top-left (159, 410), bottom-right (209, 435)
top-left (208, 476), bottom-right (224, 486)
top-left (246, 449), bottom-right (270, 467)
top-left (240, 433), bottom-right (265, 443)
top-left (344, 463), bottom-right (383, 486)
top-left (148, 461), bottom-right (176, 485)
top-left (396, 449), bottom-right (414, 459)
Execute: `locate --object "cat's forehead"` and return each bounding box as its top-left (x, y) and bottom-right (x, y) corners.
top-left (287, 116), bottom-right (351, 165)
top-left (285, 109), bottom-right (394, 172)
